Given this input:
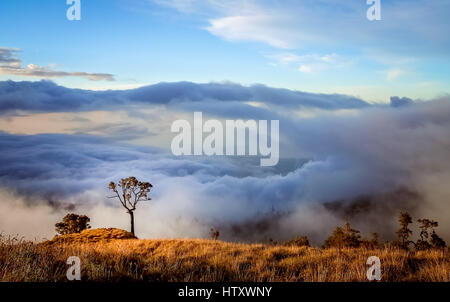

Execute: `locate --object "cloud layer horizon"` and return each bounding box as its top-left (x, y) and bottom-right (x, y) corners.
top-left (0, 80), bottom-right (449, 244)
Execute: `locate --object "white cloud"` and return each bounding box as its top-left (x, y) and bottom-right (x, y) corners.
top-left (206, 14), bottom-right (295, 49)
top-left (2, 95), bottom-right (450, 242)
top-left (320, 54), bottom-right (337, 63)
top-left (268, 52), bottom-right (347, 74)
top-left (153, 0), bottom-right (200, 13)
top-left (265, 52), bottom-right (302, 65)
top-left (299, 65), bottom-right (314, 73)
top-left (386, 68), bottom-right (406, 81)
top-left (153, 0), bottom-right (450, 58)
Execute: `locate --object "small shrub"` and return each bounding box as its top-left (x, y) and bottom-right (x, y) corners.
top-left (209, 228), bottom-right (219, 240)
top-left (430, 232), bottom-right (446, 249)
top-left (283, 236), bottom-right (310, 247)
top-left (55, 213), bottom-right (91, 235)
top-left (324, 221), bottom-right (361, 248)
top-left (361, 232), bottom-right (380, 249)
top-left (268, 238), bottom-right (278, 245)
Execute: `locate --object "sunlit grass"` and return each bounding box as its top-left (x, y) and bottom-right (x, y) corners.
top-left (0, 229), bottom-right (448, 282)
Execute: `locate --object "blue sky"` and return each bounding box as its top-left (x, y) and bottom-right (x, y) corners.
top-left (1, 0), bottom-right (450, 102)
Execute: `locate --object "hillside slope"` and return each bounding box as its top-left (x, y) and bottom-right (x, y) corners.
top-left (0, 229), bottom-right (448, 282)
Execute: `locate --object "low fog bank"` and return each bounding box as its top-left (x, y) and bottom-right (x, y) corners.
top-left (0, 94), bottom-right (449, 244)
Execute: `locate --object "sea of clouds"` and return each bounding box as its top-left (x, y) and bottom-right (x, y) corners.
top-left (0, 80), bottom-right (449, 244)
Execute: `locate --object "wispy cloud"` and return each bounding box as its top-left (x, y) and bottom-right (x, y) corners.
top-left (0, 47), bottom-right (115, 81)
top-left (0, 47), bottom-right (21, 65)
top-left (153, 0), bottom-right (450, 57)
top-left (267, 52), bottom-right (349, 73)
top-left (386, 68), bottom-right (407, 81)
top-left (206, 14), bottom-right (297, 49)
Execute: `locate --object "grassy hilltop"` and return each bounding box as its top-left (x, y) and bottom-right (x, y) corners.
top-left (0, 228), bottom-right (448, 282)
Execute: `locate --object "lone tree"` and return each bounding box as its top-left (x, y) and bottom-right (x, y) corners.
top-left (396, 212), bottom-right (413, 249)
top-left (108, 176), bottom-right (153, 236)
top-left (55, 213), bottom-right (91, 235)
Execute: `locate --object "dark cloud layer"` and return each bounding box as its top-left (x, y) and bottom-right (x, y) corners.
top-left (390, 96), bottom-right (414, 107)
top-left (0, 80), bottom-right (369, 115)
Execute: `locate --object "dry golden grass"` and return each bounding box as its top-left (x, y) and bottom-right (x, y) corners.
top-left (0, 229), bottom-right (448, 282)
top-left (44, 228), bottom-right (137, 245)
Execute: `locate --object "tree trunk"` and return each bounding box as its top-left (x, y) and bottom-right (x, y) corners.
top-left (129, 210), bottom-right (135, 236)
